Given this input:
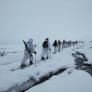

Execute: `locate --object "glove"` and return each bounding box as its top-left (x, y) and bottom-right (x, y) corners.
top-left (34, 51), bottom-right (37, 54)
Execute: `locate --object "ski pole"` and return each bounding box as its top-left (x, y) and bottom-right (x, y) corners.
top-left (49, 49), bottom-right (51, 60)
top-left (34, 53), bottom-right (36, 68)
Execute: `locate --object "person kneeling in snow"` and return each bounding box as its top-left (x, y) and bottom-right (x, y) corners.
top-left (41, 38), bottom-right (51, 60)
top-left (21, 38), bottom-right (36, 67)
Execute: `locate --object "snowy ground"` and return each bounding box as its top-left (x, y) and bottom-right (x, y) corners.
top-left (0, 41), bottom-right (92, 92)
top-left (27, 70), bottom-right (92, 92)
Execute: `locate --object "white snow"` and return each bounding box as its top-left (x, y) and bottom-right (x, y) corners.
top-left (0, 0), bottom-right (92, 91)
top-left (0, 41), bottom-right (92, 92)
top-left (27, 70), bottom-right (92, 92)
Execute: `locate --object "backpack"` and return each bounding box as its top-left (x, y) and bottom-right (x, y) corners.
top-left (43, 40), bottom-right (48, 48)
top-left (53, 40), bottom-right (58, 46)
top-left (58, 40), bottom-right (61, 45)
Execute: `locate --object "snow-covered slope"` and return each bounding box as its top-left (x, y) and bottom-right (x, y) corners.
top-left (27, 70), bottom-right (92, 92)
top-left (0, 41), bottom-right (92, 92)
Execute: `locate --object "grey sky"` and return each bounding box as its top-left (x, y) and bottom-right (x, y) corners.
top-left (0, 0), bottom-right (92, 44)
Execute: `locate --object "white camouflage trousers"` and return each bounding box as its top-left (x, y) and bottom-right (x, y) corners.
top-left (21, 50), bottom-right (33, 65)
top-left (53, 46), bottom-right (57, 54)
top-left (58, 45), bottom-right (61, 51)
top-left (42, 48), bottom-right (49, 58)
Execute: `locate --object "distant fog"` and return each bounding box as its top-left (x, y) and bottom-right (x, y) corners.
top-left (0, 0), bottom-right (92, 44)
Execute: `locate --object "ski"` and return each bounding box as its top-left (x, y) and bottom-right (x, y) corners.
top-left (11, 58), bottom-right (46, 71)
top-left (11, 58), bottom-right (49, 71)
top-left (11, 64), bottom-right (32, 71)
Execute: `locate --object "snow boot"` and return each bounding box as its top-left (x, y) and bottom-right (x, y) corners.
top-left (21, 64), bottom-right (26, 68)
top-left (46, 57), bottom-right (49, 59)
top-left (41, 57), bottom-right (45, 60)
top-left (30, 61), bottom-right (33, 65)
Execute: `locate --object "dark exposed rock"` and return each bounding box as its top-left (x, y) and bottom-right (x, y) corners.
top-left (3, 67), bottom-right (67, 92)
top-left (72, 51), bottom-right (92, 76)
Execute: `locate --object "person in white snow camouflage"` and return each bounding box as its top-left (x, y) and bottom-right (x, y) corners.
top-left (21, 38), bottom-right (36, 67)
top-left (41, 38), bottom-right (51, 60)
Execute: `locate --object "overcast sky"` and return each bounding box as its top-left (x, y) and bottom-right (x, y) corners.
top-left (0, 0), bottom-right (92, 44)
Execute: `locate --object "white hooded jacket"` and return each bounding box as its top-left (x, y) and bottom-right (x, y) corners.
top-left (25, 38), bottom-right (35, 53)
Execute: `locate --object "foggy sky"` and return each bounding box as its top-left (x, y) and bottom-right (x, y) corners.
top-left (0, 0), bottom-right (92, 44)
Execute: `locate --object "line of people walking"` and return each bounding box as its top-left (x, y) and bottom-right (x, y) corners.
top-left (21, 37), bottom-right (79, 68)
